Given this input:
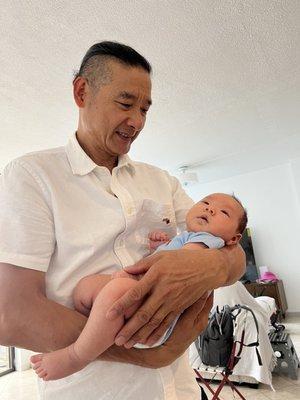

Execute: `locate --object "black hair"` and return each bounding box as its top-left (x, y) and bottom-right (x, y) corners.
top-left (231, 194), bottom-right (248, 234)
top-left (73, 41), bottom-right (152, 90)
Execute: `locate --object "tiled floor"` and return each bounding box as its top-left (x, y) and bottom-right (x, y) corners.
top-left (0, 369), bottom-right (38, 400)
top-left (203, 373), bottom-right (300, 399)
top-left (0, 316), bottom-right (299, 400)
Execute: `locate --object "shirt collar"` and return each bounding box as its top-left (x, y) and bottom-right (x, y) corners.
top-left (65, 132), bottom-right (135, 176)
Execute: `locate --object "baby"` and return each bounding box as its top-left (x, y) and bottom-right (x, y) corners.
top-left (31, 192), bottom-right (247, 380)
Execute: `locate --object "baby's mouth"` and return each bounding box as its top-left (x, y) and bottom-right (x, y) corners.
top-left (198, 216), bottom-right (208, 223)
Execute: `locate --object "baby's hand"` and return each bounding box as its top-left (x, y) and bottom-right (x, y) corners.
top-left (148, 230), bottom-right (170, 252)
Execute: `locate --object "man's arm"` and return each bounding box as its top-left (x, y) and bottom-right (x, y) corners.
top-left (0, 263), bottom-right (86, 352)
top-left (0, 262), bottom-right (210, 368)
top-left (218, 244), bottom-right (246, 286)
top-left (106, 244), bottom-right (245, 347)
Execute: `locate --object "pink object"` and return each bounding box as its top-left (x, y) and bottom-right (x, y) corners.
top-left (260, 271), bottom-right (279, 282)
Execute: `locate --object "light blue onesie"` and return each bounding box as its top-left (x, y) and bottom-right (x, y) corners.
top-left (134, 231), bottom-right (224, 348)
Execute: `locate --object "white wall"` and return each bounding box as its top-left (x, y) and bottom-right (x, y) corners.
top-left (291, 158), bottom-right (300, 208)
top-left (14, 348), bottom-right (35, 371)
top-left (185, 161), bottom-right (300, 312)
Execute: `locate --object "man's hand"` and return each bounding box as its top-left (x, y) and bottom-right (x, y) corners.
top-left (106, 245), bottom-right (245, 347)
top-left (102, 293), bottom-right (213, 369)
top-left (161, 292), bottom-right (213, 364)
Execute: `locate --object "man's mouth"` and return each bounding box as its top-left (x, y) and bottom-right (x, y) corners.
top-left (116, 131), bottom-right (134, 140)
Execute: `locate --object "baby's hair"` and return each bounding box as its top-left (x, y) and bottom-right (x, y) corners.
top-left (231, 194), bottom-right (248, 234)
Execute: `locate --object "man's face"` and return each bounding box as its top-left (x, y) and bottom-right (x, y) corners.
top-left (186, 193), bottom-right (244, 244)
top-left (80, 61), bottom-right (152, 156)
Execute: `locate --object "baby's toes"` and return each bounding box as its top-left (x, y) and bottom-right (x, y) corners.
top-left (30, 353), bottom-right (43, 365)
top-left (36, 367), bottom-right (44, 374)
top-left (37, 368), bottom-right (47, 379)
top-left (40, 372), bottom-right (48, 380)
top-left (31, 361), bottom-right (42, 370)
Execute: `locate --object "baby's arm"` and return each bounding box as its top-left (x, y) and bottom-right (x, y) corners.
top-left (149, 230), bottom-right (170, 252)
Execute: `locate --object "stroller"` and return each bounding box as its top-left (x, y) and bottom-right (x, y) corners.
top-left (194, 304), bottom-right (262, 400)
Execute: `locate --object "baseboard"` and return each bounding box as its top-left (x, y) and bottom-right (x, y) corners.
top-left (286, 311), bottom-right (300, 317)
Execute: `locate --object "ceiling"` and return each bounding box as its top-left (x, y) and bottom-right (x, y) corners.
top-left (1, 1), bottom-right (300, 182)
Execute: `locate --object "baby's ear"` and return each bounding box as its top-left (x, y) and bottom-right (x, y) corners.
top-left (226, 233), bottom-right (242, 246)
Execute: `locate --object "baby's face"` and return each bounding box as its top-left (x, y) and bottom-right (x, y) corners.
top-left (185, 193), bottom-right (244, 244)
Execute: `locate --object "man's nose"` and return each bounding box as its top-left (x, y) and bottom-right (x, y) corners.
top-left (126, 110), bottom-right (145, 131)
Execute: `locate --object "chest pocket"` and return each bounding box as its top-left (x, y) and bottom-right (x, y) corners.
top-left (134, 199), bottom-right (177, 249)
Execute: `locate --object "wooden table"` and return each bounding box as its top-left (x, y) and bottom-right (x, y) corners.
top-left (243, 280), bottom-right (288, 319)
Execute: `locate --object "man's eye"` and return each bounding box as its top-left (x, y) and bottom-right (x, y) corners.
top-left (118, 102), bottom-right (132, 108)
top-left (141, 108), bottom-right (149, 115)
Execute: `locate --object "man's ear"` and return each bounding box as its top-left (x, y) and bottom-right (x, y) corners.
top-left (226, 233), bottom-right (242, 246)
top-left (73, 76), bottom-right (88, 108)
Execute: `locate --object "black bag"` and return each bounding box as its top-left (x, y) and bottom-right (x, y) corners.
top-left (196, 305), bottom-right (234, 367)
top-left (195, 304), bottom-right (262, 368)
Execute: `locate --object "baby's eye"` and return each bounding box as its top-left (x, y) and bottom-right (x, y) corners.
top-left (202, 201), bottom-right (209, 205)
top-left (221, 210), bottom-right (229, 216)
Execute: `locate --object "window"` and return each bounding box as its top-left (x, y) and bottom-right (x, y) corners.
top-left (0, 346), bottom-right (15, 377)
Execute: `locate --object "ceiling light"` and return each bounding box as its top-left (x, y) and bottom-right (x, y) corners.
top-left (178, 166), bottom-right (198, 187)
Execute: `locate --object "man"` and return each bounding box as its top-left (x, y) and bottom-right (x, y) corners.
top-left (0, 42), bottom-right (245, 399)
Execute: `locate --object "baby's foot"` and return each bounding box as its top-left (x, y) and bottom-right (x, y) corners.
top-left (30, 344), bottom-right (88, 381)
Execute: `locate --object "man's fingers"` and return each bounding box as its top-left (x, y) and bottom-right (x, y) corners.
top-left (124, 252), bottom-right (160, 275)
top-left (124, 310), bottom-right (177, 348)
top-left (113, 291), bottom-right (167, 345)
top-left (145, 312), bottom-right (178, 346)
top-left (114, 304), bottom-right (155, 346)
top-left (176, 292), bottom-right (211, 330)
top-left (106, 279), bottom-right (149, 320)
top-left (123, 293), bottom-right (212, 348)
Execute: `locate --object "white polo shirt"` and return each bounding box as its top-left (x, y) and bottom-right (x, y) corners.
top-left (0, 133), bottom-right (199, 400)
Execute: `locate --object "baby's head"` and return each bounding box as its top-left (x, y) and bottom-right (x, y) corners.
top-left (186, 193), bottom-right (247, 245)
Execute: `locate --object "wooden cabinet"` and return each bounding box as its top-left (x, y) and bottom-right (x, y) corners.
top-left (244, 280), bottom-right (288, 319)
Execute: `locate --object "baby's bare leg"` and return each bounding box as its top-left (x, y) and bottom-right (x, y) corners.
top-left (73, 274), bottom-right (112, 316)
top-left (31, 277), bottom-right (141, 381)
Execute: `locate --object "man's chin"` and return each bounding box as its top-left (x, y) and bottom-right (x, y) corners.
top-left (109, 144), bottom-right (131, 157)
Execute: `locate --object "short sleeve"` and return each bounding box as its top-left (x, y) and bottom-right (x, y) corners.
top-left (155, 234), bottom-right (185, 252)
top-left (186, 232), bottom-right (225, 249)
top-left (0, 160), bottom-right (55, 271)
top-left (170, 176), bottom-right (194, 232)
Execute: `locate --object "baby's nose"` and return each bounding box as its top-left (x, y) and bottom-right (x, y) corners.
top-left (205, 206), bottom-right (215, 215)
